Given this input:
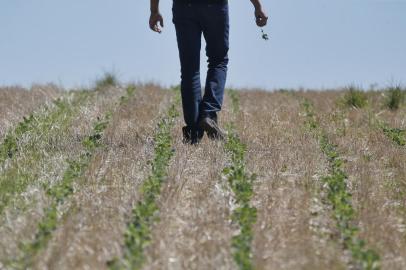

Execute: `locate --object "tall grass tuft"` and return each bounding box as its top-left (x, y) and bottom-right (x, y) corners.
top-left (95, 72), bottom-right (119, 90)
top-left (343, 86), bottom-right (367, 108)
top-left (384, 86), bottom-right (404, 111)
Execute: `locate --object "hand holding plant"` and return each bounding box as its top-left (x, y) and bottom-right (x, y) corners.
top-left (255, 8), bottom-right (268, 27)
top-left (251, 1), bottom-right (269, 41)
top-left (149, 12), bottom-right (164, 33)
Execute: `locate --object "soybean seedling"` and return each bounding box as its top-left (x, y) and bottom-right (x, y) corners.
top-left (261, 28), bottom-right (269, 41)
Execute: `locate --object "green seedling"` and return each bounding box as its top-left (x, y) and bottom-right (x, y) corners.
top-left (109, 93), bottom-right (179, 270)
top-left (223, 92), bottom-right (258, 270)
top-left (261, 28), bottom-right (269, 40)
top-left (382, 127), bottom-right (406, 146)
top-left (11, 87), bottom-right (136, 269)
top-left (301, 99), bottom-right (380, 270)
top-left (0, 92), bottom-right (91, 215)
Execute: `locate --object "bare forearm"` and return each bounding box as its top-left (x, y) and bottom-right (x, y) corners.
top-left (250, 0), bottom-right (262, 10)
top-left (251, 0), bottom-right (268, 27)
top-left (150, 0), bottom-right (159, 13)
top-left (149, 0), bottom-right (163, 33)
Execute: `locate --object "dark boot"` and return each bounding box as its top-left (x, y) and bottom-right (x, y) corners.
top-left (198, 117), bottom-right (226, 141)
top-left (182, 126), bottom-right (204, 145)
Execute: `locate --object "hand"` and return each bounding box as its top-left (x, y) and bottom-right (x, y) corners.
top-left (255, 8), bottom-right (268, 27)
top-left (149, 12), bottom-right (164, 33)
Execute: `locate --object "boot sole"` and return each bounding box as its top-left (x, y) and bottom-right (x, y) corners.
top-left (199, 118), bottom-right (225, 140)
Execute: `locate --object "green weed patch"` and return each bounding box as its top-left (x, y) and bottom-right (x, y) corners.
top-left (302, 100), bottom-right (380, 270)
top-left (108, 90), bottom-right (180, 270)
top-left (368, 115), bottom-right (406, 147)
top-left (382, 127), bottom-right (406, 146)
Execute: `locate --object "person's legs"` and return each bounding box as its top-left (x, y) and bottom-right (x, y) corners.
top-left (199, 2), bottom-right (230, 122)
top-left (172, 3), bottom-right (204, 143)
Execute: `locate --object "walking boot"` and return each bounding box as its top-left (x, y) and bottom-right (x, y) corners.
top-left (182, 126), bottom-right (204, 145)
top-left (198, 117), bottom-right (226, 141)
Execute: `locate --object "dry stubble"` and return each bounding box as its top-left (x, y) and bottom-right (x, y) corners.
top-left (0, 84), bottom-right (60, 140)
top-left (0, 86), bottom-right (124, 264)
top-left (34, 85), bottom-right (172, 270)
top-left (235, 90), bottom-right (346, 270)
top-left (143, 95), bottom-right (236, 270)
top-left (311, 93), bottom-right (406, 269)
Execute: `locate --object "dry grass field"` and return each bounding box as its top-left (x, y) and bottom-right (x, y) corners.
top-left (0, 78), bottom-right (405, 270)
top-left (0, 85), bottom-right (60, 141)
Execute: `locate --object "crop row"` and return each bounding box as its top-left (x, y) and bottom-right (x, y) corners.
top-left (302, 100), bottom-right (380, 270)
top-left (335, 87), bottom-right (405, 147)
top-left (108, 89), bottom-right (180, 270)
top-left (223, 90), bottom-right (258, 270)
top-left (0, 94), bottom-right (82, 166)
top-left (0, 91), bottom-right (92, 215)
top-left (5, 85), bottom-right (136, 269)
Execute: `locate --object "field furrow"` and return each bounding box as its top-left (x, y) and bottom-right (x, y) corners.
top-left (32, 85), bottom-right (172, 270)
top-left (1, 84), bottom-right (405, 270)
top-left (107, 88), bottom-right (179, 270)
top-left (299, 92), bottom-right (381, 269)
top-left (302, 92), bottom-right (406, 269)
top-left (0, 84), bottom-right (124, 267)
top-left (15, 86), bottom-right (132, 269)
top-left (221, 90), bottom-right (258, 270)
top-left (235, 90), bottom-right (347, 269)
top-left (143, 95), bottom-right (236, 270)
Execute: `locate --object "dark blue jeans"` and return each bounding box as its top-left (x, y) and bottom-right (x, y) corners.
top-left (172, 1), bottom-right (229, 133)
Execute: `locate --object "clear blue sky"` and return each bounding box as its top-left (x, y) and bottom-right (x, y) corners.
top-left (1, 0), bottom-right (405, 90)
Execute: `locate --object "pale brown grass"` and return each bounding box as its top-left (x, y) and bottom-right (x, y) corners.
top-left (143, 95), bottom-right (236, 270)
top-left (0, 86), bottom-right (124, 264)
top-left (303, 92), bottom-right (406, 269)
top-left (34, 85), bottom-right (172, 270)
top-left (234, 90), bottom-right (346, 269)
top-left (1, 85), bottom-right (406, 269)
top-left (0, 84), bottom-right (60, 140)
